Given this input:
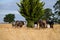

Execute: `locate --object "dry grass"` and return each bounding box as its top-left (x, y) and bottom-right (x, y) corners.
top-left (0, 24), bottom-right (12, 28)
top-left (0, 24), bottom-right (60, 40)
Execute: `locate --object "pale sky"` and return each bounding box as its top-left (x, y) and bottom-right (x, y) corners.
top-left (0, 0), bottom-right (57, 23)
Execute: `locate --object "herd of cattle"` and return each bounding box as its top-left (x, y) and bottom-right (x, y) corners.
top-left (12, 19), bottom-right (54, 28)
top-left (34, 19), bottom-right (54, 28)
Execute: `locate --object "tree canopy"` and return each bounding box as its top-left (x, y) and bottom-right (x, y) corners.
top-left (53, 0), bottom-right (60, 23)
top-left (43, 8), bottom-right (53, 20)
top-left (4, 14), bottom-right (15, 23)
top-left (17, 0), bottom-right (45, 27)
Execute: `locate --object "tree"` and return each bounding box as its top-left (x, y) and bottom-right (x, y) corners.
top-left (57, 19), bottom-right (60, 24)
top-left (4, 14), bottom-right (15, 23)
top-left (43, 8), bottom-right (53, 20)
top-left (53, 0), bottom-right (60, 23)
top-left (17, 0), bottom-right (44, 27)
top-left (53, 0), bottom-right (60, 12)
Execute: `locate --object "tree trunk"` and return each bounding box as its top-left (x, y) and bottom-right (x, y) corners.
top-left (27, 20), bottom-right (34, 28)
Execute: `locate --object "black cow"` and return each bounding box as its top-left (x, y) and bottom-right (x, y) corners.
top-left (46, 19), bottom-right (54, 28)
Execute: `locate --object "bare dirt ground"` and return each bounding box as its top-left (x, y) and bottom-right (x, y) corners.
top-left (0, 24), bottom-right (60, 40)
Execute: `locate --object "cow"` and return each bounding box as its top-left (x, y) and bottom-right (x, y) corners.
top-left (12, 21), bottom-right (24, 28)
top-left (46, 19), bottom-right (54, 28)
top-left (35, 19), bottom-right (46, 29)
top-left (39, 20), bottom-right (45, 28)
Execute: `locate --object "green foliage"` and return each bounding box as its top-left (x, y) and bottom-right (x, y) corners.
top-left (53, 0), bottom-right (60, 11)
top-left (57, 19), bottom-right (60, 24)
top-left (53, 0), bottom-right (60, 16)
top-left (53, 0), bottom-right (60, 23)
top-left (43, 8), bottom-right (53, 20)
top-left (17, 0), bottom-right (44, 27)
top-left (4, 14), bottom-right (15, 23)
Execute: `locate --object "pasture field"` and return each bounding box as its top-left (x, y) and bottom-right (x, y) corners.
top-left (0, 24), bottom-right (60, 40)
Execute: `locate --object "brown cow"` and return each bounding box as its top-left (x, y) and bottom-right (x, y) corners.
top-left (39, 20), bottom-right (45, 28)
top-left (12, 21), bottom-right (24, 28)
top-left (37, 19), bottom-right (46, 28)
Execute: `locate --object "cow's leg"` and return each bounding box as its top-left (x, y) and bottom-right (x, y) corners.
top-left (50, 24), bottom-right (53, 28)
top-left (37, 23), bottom-right (40, 29)
top-left (47, 24), bottom-right (50, 28)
